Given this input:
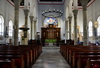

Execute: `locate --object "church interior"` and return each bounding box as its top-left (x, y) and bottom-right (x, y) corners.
top-left (0, 0), bottom-right (100, 68)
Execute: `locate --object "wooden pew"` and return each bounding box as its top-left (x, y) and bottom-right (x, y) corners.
top-left (85, 59), bottom-right (100, 68)
top-left (60, 45), bottom-right (100, 68)
top-left (0, 45), bottom-right (42, 68)
top-left (0, 59), bottom-right (16, 68)
top-left (0, 54), bottom-right (24, 68)
top-left (0, 46), bottom-right (30, 68)
top-left (77, 55), bottom-right (100, 68)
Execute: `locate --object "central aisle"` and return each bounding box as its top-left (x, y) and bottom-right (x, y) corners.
top-left (31, 47), bottom-right (70, 68)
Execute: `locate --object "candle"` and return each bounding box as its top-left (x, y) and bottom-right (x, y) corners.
top-left (74, 0), bottom-right (78, 9)
top-left (24, 0), bottom-right (28, 9)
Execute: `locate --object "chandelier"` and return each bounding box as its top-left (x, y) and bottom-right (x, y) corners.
top-left (41, 1), bottom-right (63, 18)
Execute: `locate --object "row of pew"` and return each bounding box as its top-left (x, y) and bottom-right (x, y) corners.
top-left (0, 44), bottom-right (42, 68)
top-left (60, 45), bottom-right (100, 68)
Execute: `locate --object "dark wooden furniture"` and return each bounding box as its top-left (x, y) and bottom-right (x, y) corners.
top-left (0, 59), bottom-right (16, 68)
top-left (41, 24), bottom-right (61, 46)
top-left (60, 45), bottom-right (100, 68)
top-left (0, 45), bottom-right (42, 68)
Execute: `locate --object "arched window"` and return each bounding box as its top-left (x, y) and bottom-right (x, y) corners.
top-left (9, 20), bottom-right (13, 37)
top-left (88, 21), bottom-right (93, 37)
top-left (97, 16), bottom-right (100, 36)
top-left (0, 15), bottom-right (4, 36)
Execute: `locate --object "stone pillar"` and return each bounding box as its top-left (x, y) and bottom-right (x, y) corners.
top-left (20, 9), bottom-right (29, 45)
top-left (68, 16), bottom-right (72, 40)
top-left (34, 20), bottom-right (36, 39)
top-left (23, 9), bottom-right (29, 38)
top-left (80, 0), bottom-right (88, 46)
top-left (13, 0), bottom-right (22, 46)
top-left (94, 28), bottom-right (97, 43)
top-left (73, 9), bottom-right (78, 45)
top-left (29, 16), bottom-right (34, 40)
top-left (65, 20), bottom-right (69, 41)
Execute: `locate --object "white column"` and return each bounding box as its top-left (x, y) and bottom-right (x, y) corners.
top-left (65, 20), bottom-right (69, 41)
top-left (30, 0), bottom-right (34, 16)
top-left (69, 0), bottom-right (73, 16)
top-left (73, 0), bottom-right (78, 45)
top-left (80, 0), bottom-right (89, 46)
top-left (34, 20), bottom-right (37, 40)
top-left (30, 16), bottom-right (34, 40)
top-left (68, 16), bottom-right (72, 40)
top-left (73, 10), bottom-right (78, 45)
top-left (13, 0), bottom-right (22, 46)
top-left (24, 0), bottom-right (28, 9)
top-left (73, 0), bottom-right (78, 9)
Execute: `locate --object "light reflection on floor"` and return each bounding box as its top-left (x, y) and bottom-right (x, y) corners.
top-left (31, 47), bottom-right (70, 68)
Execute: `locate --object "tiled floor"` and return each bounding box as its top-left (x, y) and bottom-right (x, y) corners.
top-left (31, 47), bottom-right (70, 68)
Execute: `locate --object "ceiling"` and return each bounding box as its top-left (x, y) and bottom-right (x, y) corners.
top-left (11, 0), bottom-right (91, 6)
top-left (40, 0), bottom-right (62, 1)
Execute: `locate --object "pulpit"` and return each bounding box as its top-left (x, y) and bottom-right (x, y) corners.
top-left (41, 24), bottom-right (60, 46)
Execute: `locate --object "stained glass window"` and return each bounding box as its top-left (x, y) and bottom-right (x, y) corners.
top-left (44, 17), bottom-right (58, 27)
top-left (0, 15), bottom-right (4, 36)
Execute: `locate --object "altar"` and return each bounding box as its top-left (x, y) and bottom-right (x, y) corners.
top-left (45, 39), bottom-right (57, 46)
top-left (41, 24), bottom-right (61, 46)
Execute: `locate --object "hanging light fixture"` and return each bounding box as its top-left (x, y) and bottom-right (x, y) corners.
top-left (41, 0), bottom-right (63, 18)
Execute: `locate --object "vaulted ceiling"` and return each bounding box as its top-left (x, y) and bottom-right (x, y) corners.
top-left (11, 0), bottom-right (91, 6)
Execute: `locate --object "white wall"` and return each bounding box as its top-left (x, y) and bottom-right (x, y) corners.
top-left (87, 0), bottom-right (100, 43)
top-left (0, 0), bottom-right (14, 44)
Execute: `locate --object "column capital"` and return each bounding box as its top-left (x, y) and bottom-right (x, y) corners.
top-left (80, 0), bottom-right (88, 10)
top-left (68, 16), bottom-right (72, 22)
top-left (73, 9), bottom-right (78, 19)
top-left (65, 20), bottom-right (68, 23)
top-left (34, 17), bottom-right (37, 23)
top-left (34, 20), bottom-right (37, 24)
top-left (23, 9), bottom-right (29, 17)
top-left (68, 16), bottom-right (72, 18)
top-left (29, 16), bottom-right (34, 23)
top-left (13, 0), bottom-right (22, 6)
top-left (73, 9), bottom-right (78, 15)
